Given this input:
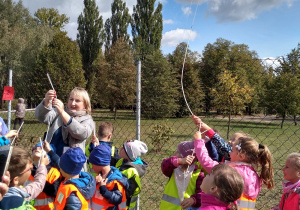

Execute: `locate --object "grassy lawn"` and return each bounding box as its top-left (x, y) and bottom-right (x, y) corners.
top-left (2, 109), bottom-right (299, 209)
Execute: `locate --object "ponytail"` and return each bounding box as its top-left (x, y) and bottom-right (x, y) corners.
top-left (258, 144), bottom-right (274, 189)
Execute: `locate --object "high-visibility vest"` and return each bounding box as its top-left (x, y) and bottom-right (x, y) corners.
top-left (159, 162), bottom-right (203, 210)
top-left (49, 181), bottom-right (89, 210)
top-left (34, 167), bottom-right (61, 210)
top-left (115, 159), bottom-right (141, 209)
top-left (90, 181), bottom-right (127, 210)
top-left (85, 144), bottom-right (116, 177)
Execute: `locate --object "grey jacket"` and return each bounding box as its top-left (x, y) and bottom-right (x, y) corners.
top-left (15, 98), bottom-right (26, 118)
top-left (34, 99), bottom-right (94, 155)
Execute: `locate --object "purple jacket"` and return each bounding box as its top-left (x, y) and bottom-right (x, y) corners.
top-left (197, 193), bottom-right (230, 210)
top-left (161, 156), bottom-right (205, 207)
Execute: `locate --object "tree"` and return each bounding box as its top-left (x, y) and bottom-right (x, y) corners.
top-left (142, 50), bottom-right (179, 119)
top-left (104, 0), bottom-right (131, 53)
top-left (200, 38), bottom-right (264, 114)
top-left (168, 42), bottom-right (204, 117)
top-left (32, 32), bottom-right (86, 104)
top-left (77, 0), bottom-right (104, 97)
top-left (211, 70), bottom-right (254, 138)
top-left (131, 0), bottom-right (163, 60)
top-left (96, 38), bottom-right (136, 119)
top-left (34, 8), bottom-right (69, 31)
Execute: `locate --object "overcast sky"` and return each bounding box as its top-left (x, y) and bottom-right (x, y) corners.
top-left (17, 0), bottom-right (300, 59)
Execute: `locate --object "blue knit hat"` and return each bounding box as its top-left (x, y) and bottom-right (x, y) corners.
top-left (60, 147), bottom-right (86, 175)
top-left (89, 144), bottom-right (111, 166)
top-left (32, 142), bottom-right (55, 163)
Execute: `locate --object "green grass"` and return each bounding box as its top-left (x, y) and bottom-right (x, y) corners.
top-left (3, 110), bottom-right (300, 209)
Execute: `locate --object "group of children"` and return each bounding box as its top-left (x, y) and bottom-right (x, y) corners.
top-left (0, 86), bottom-right (299, 210)
top-left (160, 115), bottom-right (300, 210)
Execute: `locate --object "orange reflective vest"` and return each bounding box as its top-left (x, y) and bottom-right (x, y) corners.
top-left (237, 193), bottom-right (256, 210)
top-left (90, 181), bottom-right (127, 210)
top-left (34, 167), bottom-right (61, 210)
top-left (49, 181), bottom-right (89, 210)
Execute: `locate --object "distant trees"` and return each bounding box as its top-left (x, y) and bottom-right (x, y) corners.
top-left (34, 8), bottom-right (69, 31)
top-left (77, 0), bottom-right (105, 98)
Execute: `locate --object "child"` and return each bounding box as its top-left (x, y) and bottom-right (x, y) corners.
top-left (193, 131), bottom-right (274, 210)
top-left (271, 152), bottom-right (300, 210)
top-left (35, 87), bottom-right (94, 158)
top-left (49, 147), bottom-right (96, 209)
top-left (0, 172), bottom-right (10, 201)
top-left (160, 141), bottom-right (208, 210)
top-left (0, 147), bottom-right (48, 209)
top-left (86, 121), bottom-right (119, 171)
top-left (89, 144), bottom-right (128, 210)
top-left (0, 117), bottom-right (9, 137)
top-left (14, 98), bottom-right (26, 132)
top-left (191, 164), bottom-right (244, 210)
top-left (30, 142), bottom-right (62, 210)
top-left (116, 140), bottom-right (148, 209)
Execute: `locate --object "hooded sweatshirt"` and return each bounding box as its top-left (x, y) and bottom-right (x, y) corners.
top-left (0, 187), bottom-right (34, 209)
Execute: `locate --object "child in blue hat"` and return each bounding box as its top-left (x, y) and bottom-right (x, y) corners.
top-left (89, 144), bottom-right (128, 210)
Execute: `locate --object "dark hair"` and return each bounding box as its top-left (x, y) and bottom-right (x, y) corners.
top-left (236, 137), bottom-right (274, 189)
top-left (8, 147), bottom-right (32, 181)
top-left (98, 121), bottom-right (114, 138)
top-left (211, 164), bottom-right (244, 210)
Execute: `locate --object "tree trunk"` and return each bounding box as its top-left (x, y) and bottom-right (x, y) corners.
top-left (281, 114), bottom-right (285, 129)
top-left (227, 108), bottom-right (231, 139)
top-left (114, 106), bottom-right (117, 120)
top-left (294, 115), bottom-right (298, 126)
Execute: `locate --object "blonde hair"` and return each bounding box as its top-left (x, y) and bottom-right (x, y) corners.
top-left (236, 137), bottom-right (274, 189)
top-left (212, 164), bottom-right (244, 210)
top-left (287, 153), bottom-right (300, 170)
top-left (69, 87), bottom-right (91, 114)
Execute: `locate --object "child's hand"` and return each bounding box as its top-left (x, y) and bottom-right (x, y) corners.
top-left (193, 131), bottom-right (201, 141)
top-left (43, 141), bottom-right (51, 153)
top-left (4, 130), bottom-right (18, 139)
top-left (179, 155), bottom-right (195, 165)
top-left (40, 154), bottom-right (50, 166)
top-left (92, 135), bottom-right (99, 147)
top-left (191, 115), bottom-right (201, 128)
top-left (181, 197), bottom-right (195, 209)
top-left (96, 174), bottom-right (107, 186)
top-left (0, 171), bottom-right (10, 201)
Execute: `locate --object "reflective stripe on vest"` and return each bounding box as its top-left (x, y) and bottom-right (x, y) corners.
top-left (159, 161), bottom-right (203, 210)
top-left (34, 197), bottom-right (54, 206)
top-left (91, 201), bottom-right (104, 209)
top-left (237, 194), bottom-right (256, 210)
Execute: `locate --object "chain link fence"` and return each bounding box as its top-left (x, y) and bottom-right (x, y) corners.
top-left (1, 57), bottom-right (299, 209)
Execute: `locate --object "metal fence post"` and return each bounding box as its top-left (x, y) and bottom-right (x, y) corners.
top-left (7, 69), bottom-right (12, 129)
top-left (136, 60), bottom-right (141, 210)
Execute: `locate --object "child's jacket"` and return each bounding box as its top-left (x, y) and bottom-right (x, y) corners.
top-left (115, 157), bottom-right (148, 209)
top-left (194, 193), bottom-right (230, 210)
top-left (0, 187), bottom-right (35, 210)
top-left (49, 171), bottom-right (96, 210)
top-left (272, 181), bottom-right (300, 210)
top-left (90, 166), bottom-right (128, 210)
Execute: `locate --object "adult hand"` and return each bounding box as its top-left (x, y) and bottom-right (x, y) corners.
top-left (52, 98), bottom-right (64, 115)
top-left (44, 90), bottom-right (56, 107)
top-left (92, 135), bottom-right (99, 147)
top-left (0, 171), bottom-right (10, 201)
top-left (181, 197), bottom-right (195, 209)
top-left (4, 130), bottom-right (18, 139)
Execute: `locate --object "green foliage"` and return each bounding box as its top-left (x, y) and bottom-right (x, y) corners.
top-left (168, 42), bottom-right (204, 117)
top-left (142, 50), bottom-right (179, 119)
top-left (150, 120), bottom-right (174, 152)
top-left (131, 0), bottom-right (163, 60)
top-left (34, 8), bottom-right (69, 31)
top-left (104, 0), bottom-right (131, 53)
top-left (32, 32), bottom-right (86, 104)
top-left (95, 38), bottom-right (136, 118)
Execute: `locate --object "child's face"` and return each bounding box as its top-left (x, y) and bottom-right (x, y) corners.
top-left (229, 141), bottom-right (241, 162)
top-left (201, 173), bottom-right (216, 194)
top-left (32, 146), bottom-right (46, 159)
top-left (283, 158), bottom-right (300, 183)
top-left (67, 94), bottom-right (85, 112)
top-left (119, 146), bottom-right (129, 160)
top-left (17, 163), bottom-right (33, 186)
top-left (228, 133), bottom-right (244, 146)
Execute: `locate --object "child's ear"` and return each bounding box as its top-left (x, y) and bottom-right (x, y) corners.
top-left (238, 153), bottom-right (246, 161)
top-left (209, 185), bottom-right (218, 195)
top-left (11, 176), bottom-right (19, 186)
top-left (107, 134), bottom-right (112, 140)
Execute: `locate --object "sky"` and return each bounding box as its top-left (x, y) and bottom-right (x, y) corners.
top-left (17, 0), bottom-right (300, 59)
